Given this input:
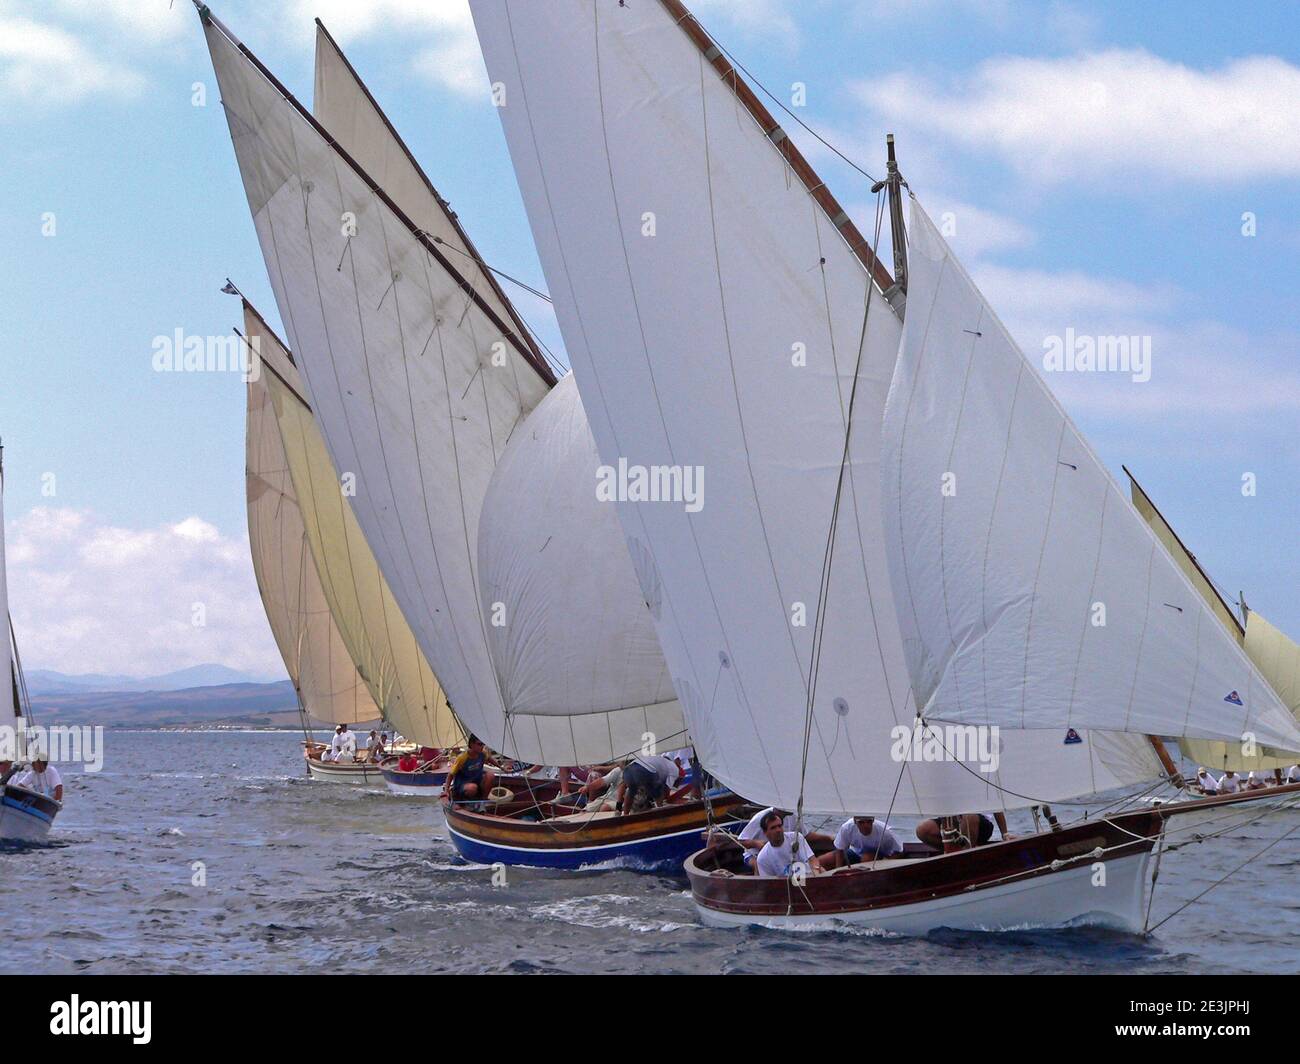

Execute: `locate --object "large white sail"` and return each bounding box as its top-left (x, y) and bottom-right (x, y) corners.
top-left (478, 373), bottom-right (686, 763)
top-left (883, 199), bottom-right (1300, 754)
top-left (470, 0), bottom-right (1161, 813)
top-left (0, 450), bottom-right (16, 735)
top-left (200, 10), bottom-right (553, 753)
top-left (247, 357), bottom-right (380, 726)
top-left (246, 303), bottom-right (461, 748)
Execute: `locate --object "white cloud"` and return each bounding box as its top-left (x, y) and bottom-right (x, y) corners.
top-left (5, 507), bottom-right (283, 678)
top-left (0, 14), bottom-right (145, 108)
top-left (966, 264), bottom-right (1300, 419)
top-left (48, 0), bottom-right (188, 45)
top-left (855, 49), bottom-right (1300, 184)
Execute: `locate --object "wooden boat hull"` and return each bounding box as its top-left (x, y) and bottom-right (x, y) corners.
top-left (0, 783), bottom-right (61, 843)
top-left (382, 765), bottom-right (451, 795)
top-left (382, 767), bottom-right (534, 797)
top-left (445, 788), bottom-right (752, 870)
top-left (303, 747), bottom-right (387, 785)
top-left (687, 808), bottom-right (1166, 935)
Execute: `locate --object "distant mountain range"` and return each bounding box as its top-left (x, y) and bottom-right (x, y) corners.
top-left (21, 665), bottom-right (377, 730)
top-left (24, 664), bottom-right (279, 695)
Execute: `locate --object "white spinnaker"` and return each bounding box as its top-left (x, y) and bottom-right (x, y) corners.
top-left (478, 374), bottom-right (686, 763)
top-left (202, 14), bottom-right (552, 755)
top-left (470, 0), bottom-right (1160, 813)
top-left (247, 303), bottom-right (462, 748)
top-left (0, 452), bottom-right (15, 733)
top-left (884, 199), bottom-right (1300, 754)
top-left (247, 364), bottom-right (380, 726)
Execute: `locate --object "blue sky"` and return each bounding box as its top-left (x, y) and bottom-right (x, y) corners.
top-left (0, 0), bottom-right (1296, 677)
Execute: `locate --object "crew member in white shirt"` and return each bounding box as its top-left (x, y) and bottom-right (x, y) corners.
top-left (1218, 770), bottom-right (1241, 794)
top-left (754, 810), bottom-right (815, 878)
top-left (12, 756), bottom-right (63, 802)
top-left (732, 806), bottom-right (833, 868)
top-left (814, 815), bottom-right (902, 871)
top-left (1287, 765), bottom-right (1300, 784)
top-left (1195, 768), bottom-right (1219, 795)
top-left (326, 724), bottom-right (356, 763)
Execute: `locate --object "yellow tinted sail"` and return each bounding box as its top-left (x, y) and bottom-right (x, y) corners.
top-left (247, 305), bottom-right (463, 748)
top-left (1128, 473), bottom-right (1298, 770)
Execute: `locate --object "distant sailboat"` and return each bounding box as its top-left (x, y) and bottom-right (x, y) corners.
top-left (0, 444), bottom-right (61, 842)
top-left (244, 309), bottom-right (391, 784)
top-left (470, 0), bottom-right (1300, 931)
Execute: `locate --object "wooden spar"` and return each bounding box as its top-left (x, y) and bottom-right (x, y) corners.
top-left (1148, 736), bottom-right (1185, 788)
top-left (312, 19), bottom-right (549, 378)
top-left (655, 0), bottom-right (897, 295)
top-left (197, 5), bottom-right (557, 389)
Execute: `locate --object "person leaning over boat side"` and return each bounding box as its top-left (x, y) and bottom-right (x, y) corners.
top-left (1218, 770), bottom-right (1241, 794)
top-left (754, 811), bottom-right (815, 878)
top-left (1247, 770), bottom-right (1271, 790)
top-left (617, 752), bottom-right (678, 814)
top-left (915, 811), bottom-right (1009, 851)
top-left (12, 755), bottom-right (62, 802)
top-left (1195, 768), bottom-right (1219, 795)
top-left (1288, 765), bottom-right (1300, 784)
top-left (0, 759), bottom-right (16, 785)
top-left (444, 735), bottom-right (496, 802)
top-left (813, 815), bottom-right (902, 872)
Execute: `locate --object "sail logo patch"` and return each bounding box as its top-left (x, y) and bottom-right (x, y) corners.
top-left (1224, 691), bottom-right (1244, 705)
top-left (1063, 728), bottom-right (1082, 745)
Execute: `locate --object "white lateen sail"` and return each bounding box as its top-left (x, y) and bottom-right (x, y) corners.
top-left (470, 0), bottom-right (1161, 813)
top-left (882, 198), bottom-right (1300, 754)
top-left (200, 9), bottom-right (554, 753)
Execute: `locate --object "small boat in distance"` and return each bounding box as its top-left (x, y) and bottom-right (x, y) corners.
top-left (0, 442), bottom-right (61, 843)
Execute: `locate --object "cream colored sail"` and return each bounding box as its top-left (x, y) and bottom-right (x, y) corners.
top-left (200, 9), bottom-right (554, 756)
top-left (470, 0), bottom-right (1162, 813)
top-left (245, 303), bottom-right (461, 748)
top-left (247, 349), bottom-right (379, 726)
top-left (883, 198), bottom-right (1300, 753)
top-left (1129, 474), bottom-right (1300, 769)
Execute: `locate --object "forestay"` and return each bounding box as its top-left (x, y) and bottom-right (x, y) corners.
top-left (470, 0), bottom-right (1161, 813)
top-left (201, 12), bottom-right (553, 755)
top-left (246, 350), bottom-right (380, 726)
top-left (478, 374), bottom-right (686, 764)
top-left (247, 303), bottom-right (461, 748)
top-left (883, 199), bottom-right (1300, 754)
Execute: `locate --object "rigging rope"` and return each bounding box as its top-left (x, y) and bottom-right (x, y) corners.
top-left (788, 189), bottom-right (889, 906)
